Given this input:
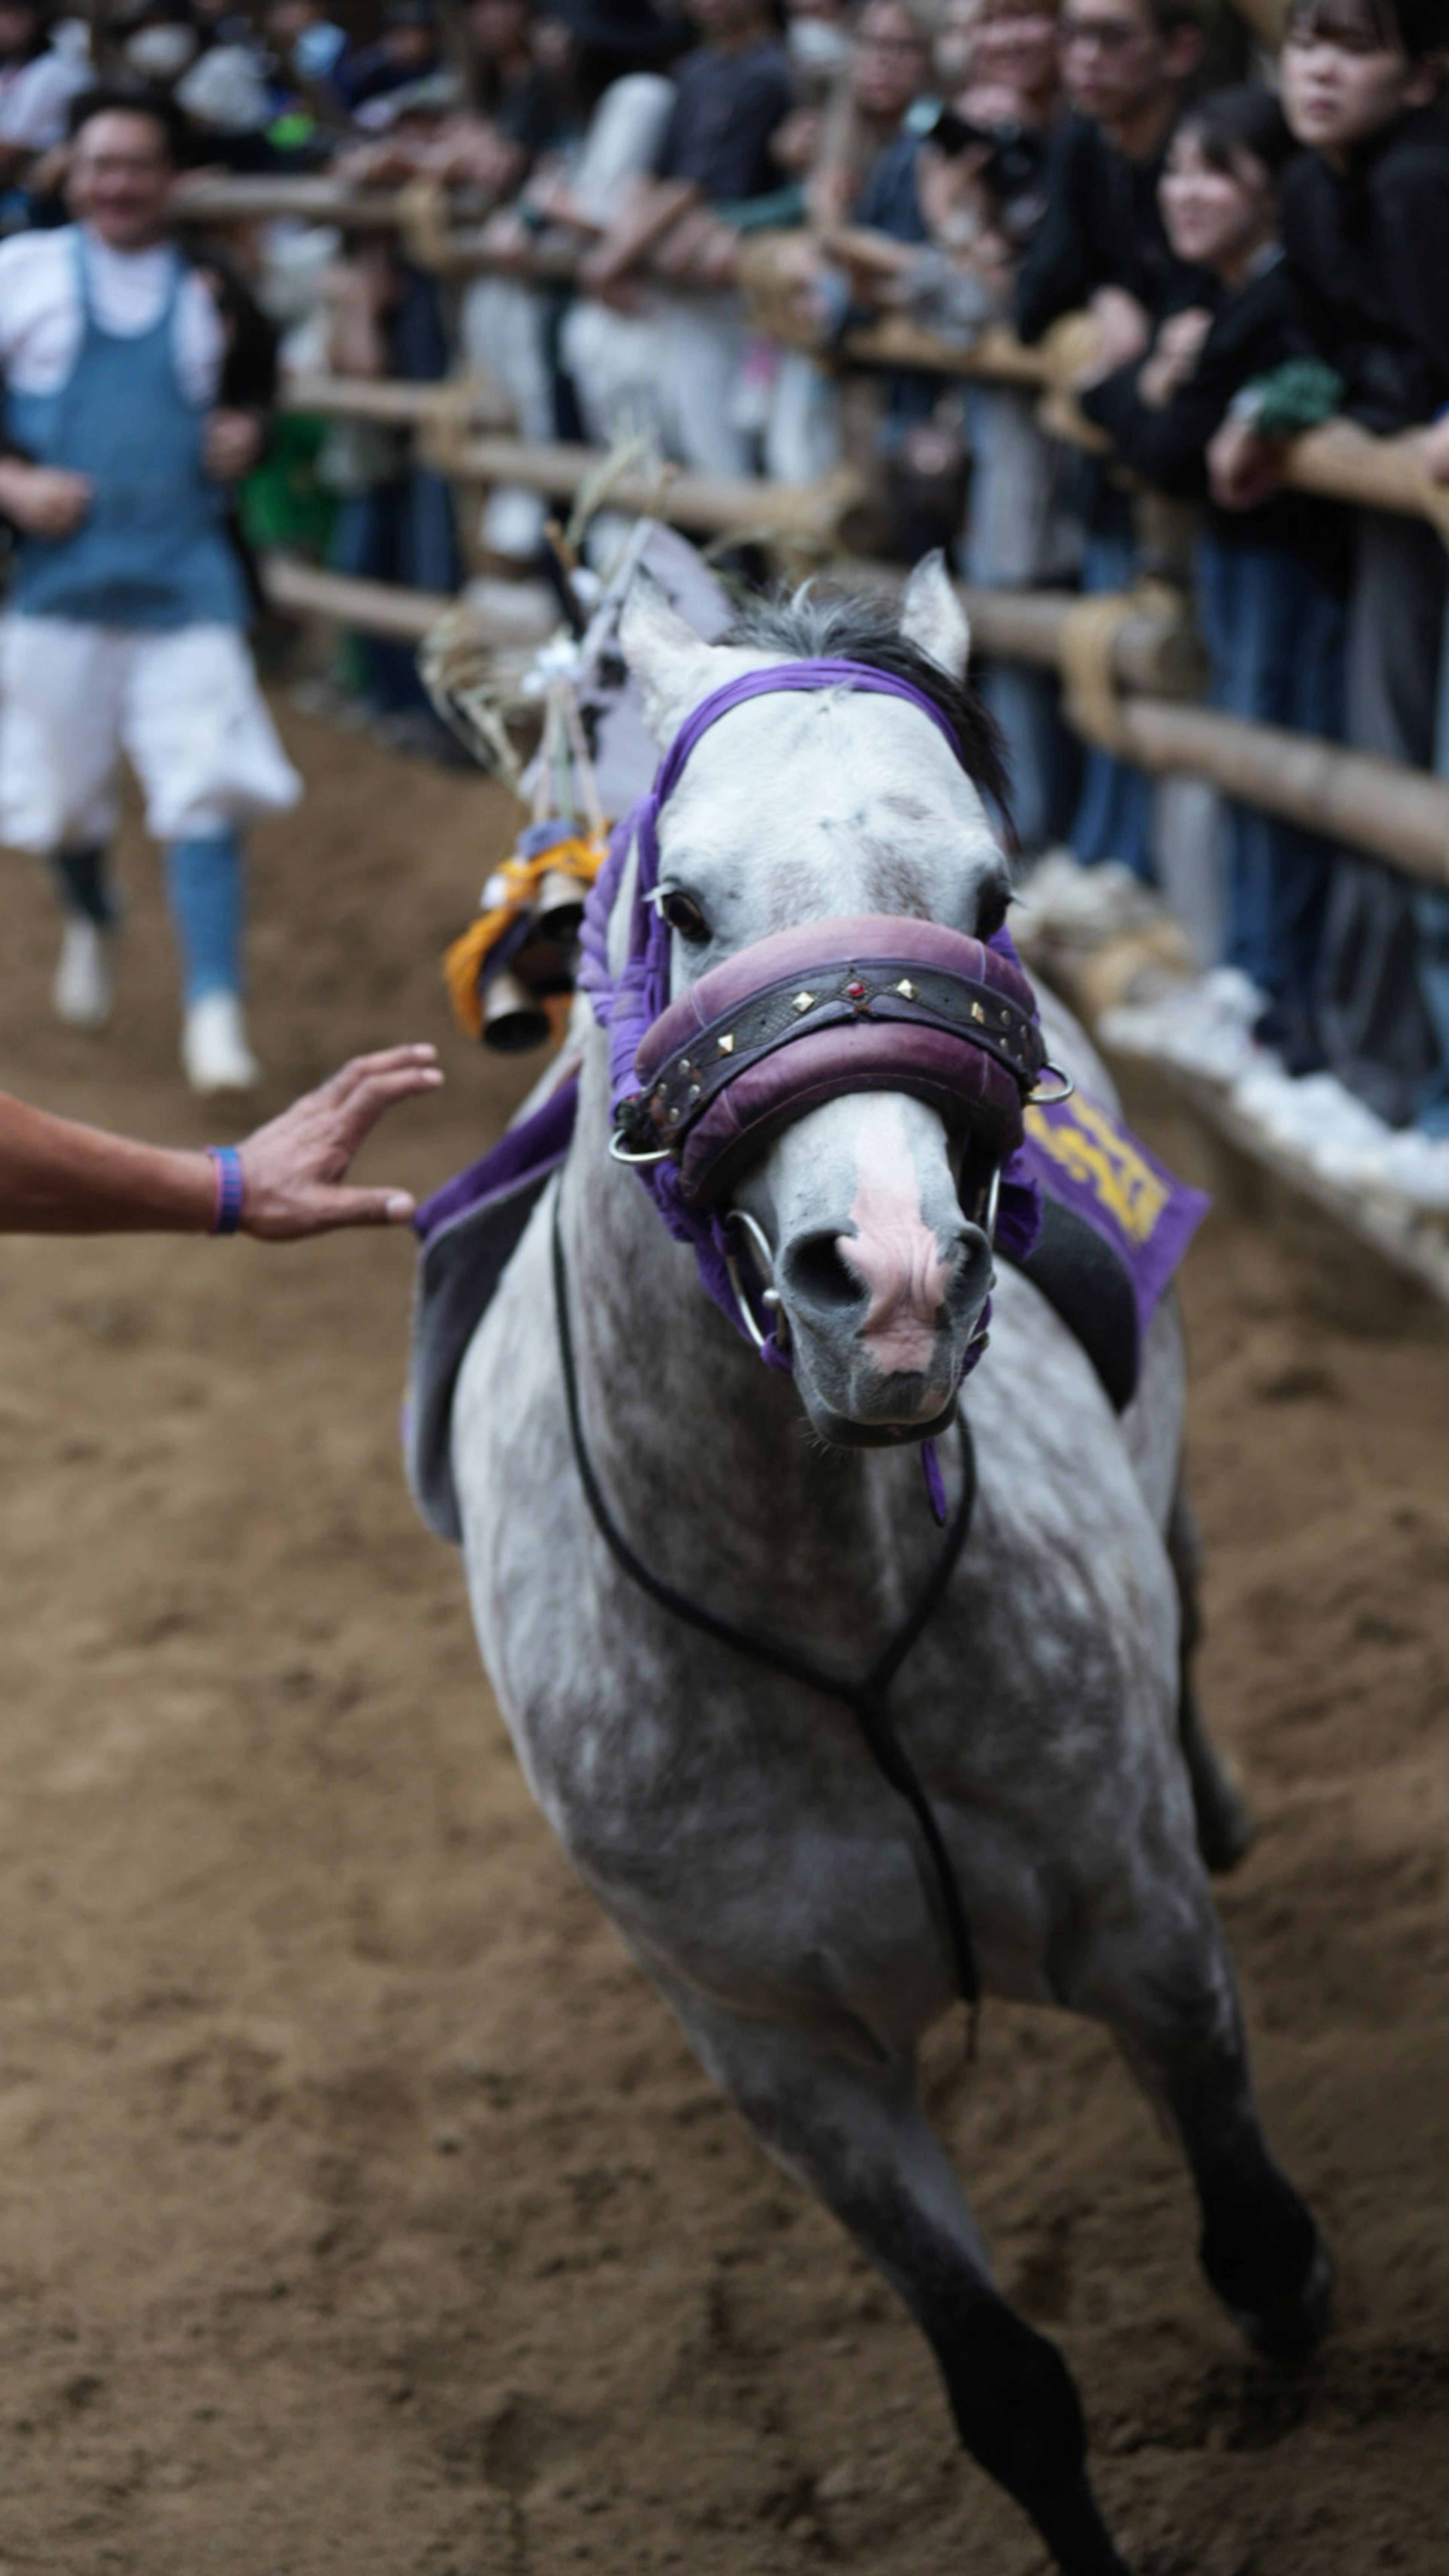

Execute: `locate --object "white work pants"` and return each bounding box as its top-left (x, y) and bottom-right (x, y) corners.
top-left (0, 615), bottom-right (301, 855)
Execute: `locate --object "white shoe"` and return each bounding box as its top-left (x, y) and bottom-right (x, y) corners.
top-left (1017, 851), bottom-right (1159, 949)
top-left (1154, 968), bottom-right (1265, 1084)
top-left (182, 992), bottom-right (261, 1095)
top-left (1097, 987), bottom-right (1195, 1059)
top-left (1350, 1128), bottom-right (1449, 1212)
top-left (53, 920), bottom-right (114, 1029)
top-left (1235, 1069), bottom-right (1388, 1171)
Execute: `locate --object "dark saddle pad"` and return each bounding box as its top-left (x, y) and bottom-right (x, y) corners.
top-left (1014, 1193), bottom-right (1140, 1415)
top-left (408, 1157), bottom-right (559, 1546)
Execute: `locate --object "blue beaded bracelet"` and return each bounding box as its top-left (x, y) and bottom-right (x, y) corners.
top-left (206, 1144), bottom-right (245, 1236)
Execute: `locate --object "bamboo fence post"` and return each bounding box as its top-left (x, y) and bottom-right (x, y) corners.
top-left (426, 432), bottom-right (864, 547)
top-left (278, 371), bottom-right (514, 431)
top-left (260, 554), bottom-right (1449, 888)
top-left (165, 183), bottom-right (1449, 548)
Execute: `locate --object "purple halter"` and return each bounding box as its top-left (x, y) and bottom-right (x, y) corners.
top-left (577, 660), bottom-right (1044, 1385)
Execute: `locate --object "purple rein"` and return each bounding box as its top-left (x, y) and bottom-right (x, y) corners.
top-left (577, 660), bottom-right (1043, 1399)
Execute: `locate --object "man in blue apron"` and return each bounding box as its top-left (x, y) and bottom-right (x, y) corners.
top-left (0, 85), bottom-right (300, 1092)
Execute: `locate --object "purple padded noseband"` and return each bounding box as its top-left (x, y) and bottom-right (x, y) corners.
top-left (630, 914), bottom-right (1044, 1209)
top-left (578, 660), bottom-right (1042, 1364)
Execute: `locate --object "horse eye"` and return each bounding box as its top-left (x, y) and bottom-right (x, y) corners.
top-left (975, 879), bottom-right (1009, 943)
top-left (661, 889), bottom-right (709, 944)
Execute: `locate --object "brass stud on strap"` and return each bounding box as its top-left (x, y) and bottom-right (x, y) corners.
top-left (792, 991), bottom-right (815, 1014)
top-left (717, 1032), bottom-right (735, 1055)
top-left (895, 979), bottom-right (917, 1001)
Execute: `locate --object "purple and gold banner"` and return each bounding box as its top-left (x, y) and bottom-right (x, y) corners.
top-left (1018, 1091), bottom-right (1210, 1339)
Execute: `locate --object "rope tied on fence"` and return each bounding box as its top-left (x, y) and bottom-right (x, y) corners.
top-left (1057, 577), bottom-right (1192, 762)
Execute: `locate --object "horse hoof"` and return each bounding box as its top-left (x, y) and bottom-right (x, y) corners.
top-left (1233, 2235), bottom-right (1334, 2361)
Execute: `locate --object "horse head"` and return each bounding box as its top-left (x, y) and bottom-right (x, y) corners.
top-left (615, 554), bottom-right (1021, 1449)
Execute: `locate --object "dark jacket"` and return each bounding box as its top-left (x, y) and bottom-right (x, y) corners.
top-left (653, 38), bottom-right (792, 202)
top-left (1281, 103), bottom-right (1449, 432)
top-left (1078, 255), bottom-right (1350, 569)
top-left (1015, 111), bottom-right (1208, 343)
top-left (180, 245), bottom-right (280, 416)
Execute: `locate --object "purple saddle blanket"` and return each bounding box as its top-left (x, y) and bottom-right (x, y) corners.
top-left (406, 1080), bottom-right (1206, 1544)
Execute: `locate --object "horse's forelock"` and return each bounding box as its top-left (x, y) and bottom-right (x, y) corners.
top-left (723, 589), bottom-right (1018, 860)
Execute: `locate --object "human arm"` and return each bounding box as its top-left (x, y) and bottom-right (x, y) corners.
top-left (0, 1045), bottom-right (442, 1238)
top-left (1374, 148), bottom-right (1449, 421)
top-left (203, 408), bottom-right (266, 480)
top-left (319, 238), bottom-right (396, 379)
top-left (0, 452), bottom-right (91, 534)
top-left (1077, 306), bottom-right (1227, 494)
top-left (1419, 408), bottom-right (1449, 484)
top-left (1014, 120), bottom-right (1095, 344)
top-left (189, 249), bottom-right (279, 481)
top-left (1206, 412), bottom-right (1288, 510)
top-left (579, 174), bottom-right (700, 289)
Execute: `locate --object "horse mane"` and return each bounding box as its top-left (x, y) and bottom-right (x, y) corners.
top-left (724, 587), bottom-right (1019, 858)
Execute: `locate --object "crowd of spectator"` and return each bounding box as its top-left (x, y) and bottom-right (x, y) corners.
top-left (0, 0), bottom-right (1447, 1192)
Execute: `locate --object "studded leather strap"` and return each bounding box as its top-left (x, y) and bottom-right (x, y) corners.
top-left (633, 951), bottom-right (1044, 1153)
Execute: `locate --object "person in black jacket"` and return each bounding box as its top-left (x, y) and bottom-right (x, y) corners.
top-left (1211, 0), bottom-right (1449, 1126)
top-left (1015, 0), bottom-right (1209, 881)
top-left (1080, 86), bottom-right (1350, 1068)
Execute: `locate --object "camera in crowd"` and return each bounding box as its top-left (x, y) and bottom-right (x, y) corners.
top-left (905, 95), bottom-right (1049, 209)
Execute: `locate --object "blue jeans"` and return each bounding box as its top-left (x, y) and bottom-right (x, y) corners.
top-left (979, 659), bottom-right (1077, 858)
top-left (329, 468), bottom-right (460, 714)
top-left (1068, 529), bottom-right (1155, 880)
top-left (1195, 533), bottom-right (1346, 1036)
top-left (1417, 598), bottom-right (1449, 1133)
top-left (166, 830), bottom-right (243, 1004)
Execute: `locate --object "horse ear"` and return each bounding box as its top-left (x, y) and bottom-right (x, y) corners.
top-left (620, 566), bottom-right (725, 745)
top-left (899, 551), bottom-right (971, 683)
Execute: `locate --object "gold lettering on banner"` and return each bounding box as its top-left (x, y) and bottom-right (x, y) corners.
top-left (1024, 1098), bottom-right (1169, 1246)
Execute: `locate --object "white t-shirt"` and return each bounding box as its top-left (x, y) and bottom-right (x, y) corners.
top-left (0, 48), bottom-right (88, 154)
top-left (568, 74), bottom-right (675, 226)
top-left (0, 225), bottom-right (225, 405)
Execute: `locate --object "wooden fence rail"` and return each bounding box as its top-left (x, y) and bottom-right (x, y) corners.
top-left (185, 173), bottom-right (1449, 545)
top-left (261, 552), bottom-right (1449, 889)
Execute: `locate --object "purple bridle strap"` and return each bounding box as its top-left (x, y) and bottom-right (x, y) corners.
top-left (580, 662), bottom-right (963, 1116)
top-left (637, 660), bottom-right (960, 882)
top-left (577, 659), bottom-right (1040, 1381)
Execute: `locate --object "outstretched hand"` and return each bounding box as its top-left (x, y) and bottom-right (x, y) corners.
top-left (236, 1046), bottom-right (443, 1240)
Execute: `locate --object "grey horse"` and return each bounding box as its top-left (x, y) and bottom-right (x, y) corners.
top-left (449, 561), bottom-right (1329, 2574)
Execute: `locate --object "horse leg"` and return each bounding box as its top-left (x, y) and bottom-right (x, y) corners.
top-left (1166, 1487), bottom-right (1254, 1873)
top-left (1072, 1867), bottom-right (1331, 2360)
top-left (659, 1982), bottom-right (1129, 2576)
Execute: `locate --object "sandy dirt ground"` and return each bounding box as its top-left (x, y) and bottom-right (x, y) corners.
top-left (0, 706), bottom-right (1446, 2576)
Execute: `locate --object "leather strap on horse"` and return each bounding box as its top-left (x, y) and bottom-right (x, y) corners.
top-left (552, 1187), bottom-right (983, 2028)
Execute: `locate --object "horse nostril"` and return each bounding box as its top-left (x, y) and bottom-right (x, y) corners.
top-left (784, 1232), bottom-right (867, 1314)
top-left (975, 870), bottom-right (1011, 943)
top-left (950, 1225), bottom-right (993, 1300)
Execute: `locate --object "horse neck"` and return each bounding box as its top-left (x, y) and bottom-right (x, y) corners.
top-left (559, 1035), bottom-right (903, 1638)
